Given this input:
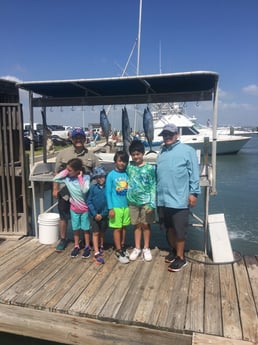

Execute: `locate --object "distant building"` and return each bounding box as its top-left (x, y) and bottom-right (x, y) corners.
top-left (0, 78), bottom-right (19, 103)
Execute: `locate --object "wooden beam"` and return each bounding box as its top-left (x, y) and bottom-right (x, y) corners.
top-left (193, 332), bottom-right (256, 345)
top-left (0, 304), bottom-right (192, 345)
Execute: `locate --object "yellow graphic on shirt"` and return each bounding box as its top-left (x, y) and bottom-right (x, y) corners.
top-left (115, 178), bottom-right (128, 196)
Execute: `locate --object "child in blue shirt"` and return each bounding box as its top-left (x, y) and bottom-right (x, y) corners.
top-left (87, 166), bottom-right (108, 264)
top-left (105, 151), bottom-right (130, 264)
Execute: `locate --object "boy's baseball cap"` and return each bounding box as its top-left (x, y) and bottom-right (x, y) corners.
top-left (71, 128), bottom-right (86, 138)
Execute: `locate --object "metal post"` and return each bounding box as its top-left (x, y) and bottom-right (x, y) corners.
top-left (204, 185), bottom-right (210, 256)
top-left (211, 80), bottom-right (219, 194)
top-left (29, 91), bottom-right (34, 168)
top-left (203, 136), bottom-right (210, 256)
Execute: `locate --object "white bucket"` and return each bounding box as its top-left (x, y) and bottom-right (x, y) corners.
top-left (38, 213), bottom-right (60, 244)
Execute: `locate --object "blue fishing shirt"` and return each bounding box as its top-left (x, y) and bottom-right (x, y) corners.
top-left (156, 140), bottom-right (201, 209)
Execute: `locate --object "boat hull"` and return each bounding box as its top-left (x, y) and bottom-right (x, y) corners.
top-left (143, 135), bottom-right (251, 155)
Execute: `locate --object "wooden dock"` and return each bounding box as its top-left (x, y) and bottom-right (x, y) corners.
top-left (0, 237), bottom-right (257, 345)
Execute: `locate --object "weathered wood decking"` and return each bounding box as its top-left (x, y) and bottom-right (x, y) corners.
top-left (0, 237), bottom-right (257, 345)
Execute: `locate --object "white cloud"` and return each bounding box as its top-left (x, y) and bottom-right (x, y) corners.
top-left (0, 75), bottom-right (22, 83)
top-left (218, 88), bottom-right (229, 99)
top-left (242, 84), bottom-right (258, 96)
top-left (220, 102), bottom-right (257, 111)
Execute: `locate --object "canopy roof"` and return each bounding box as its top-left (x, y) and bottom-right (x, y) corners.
top-left (17, 71), bottom-right (219, 108)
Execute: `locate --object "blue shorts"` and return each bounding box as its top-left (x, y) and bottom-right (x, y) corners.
top-left (70, 210), bottom-right (90, 231)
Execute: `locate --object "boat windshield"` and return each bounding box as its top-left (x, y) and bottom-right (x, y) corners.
top-left (179, 126), bottom-right (200, 135)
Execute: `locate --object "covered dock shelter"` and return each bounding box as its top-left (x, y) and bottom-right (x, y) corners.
top-left (17, 71), bottom-right (219, 254)
top-left (17, 70), bottom-right (219, 186)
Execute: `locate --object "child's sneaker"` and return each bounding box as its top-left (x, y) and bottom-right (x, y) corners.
top-left (143, 248), bottom-right (152, 261)
top-left (114, 250), bottom-right (129, 264)
top-left (129, 248), bottom-right (142, 261)
top-left (71, 246), bottom-right (80, 258)
top-left (55, 239), bottom-right (67, 252)
top-left (121, 245), bottom-right (130, 258)
top-left (94, 252), bottom-right (104, 264)
top-left (82, 246), bottom-right (91, 259)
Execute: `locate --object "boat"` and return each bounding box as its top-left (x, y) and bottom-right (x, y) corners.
top-left (216, 125), bottom-right (258, 136)
top-left (142, 103), bottom-right (251, 155)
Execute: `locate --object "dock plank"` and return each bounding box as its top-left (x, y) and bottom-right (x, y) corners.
top-left (185, 261), bottom-right (205, 333)
top-left (244, 255), bottom-right (258, 313)
top-left (154, 265), bottom-right (178, 329)
top-left (95, 253), bottom-right (143, 320)
top-left (0, 244), bottom-right (55, 296)
top-left (204, 264), bottom-right (223, 336)
top-left (0, 248), bottom-right (70, 305)
top-left (133, 250), bottom-right (166, 325)
top-left (164, 260), bottom-right (191, 330)
top-left (68, 248), bottom-right (118, 315)
top-left (219, 264), bottom-right (243, 339)
top-left (0, 237), bottom-right (32, 258)
top-left (0, 238), bottom-right (43, 271)
top-left (115, 249), bottom-right (160, 322)
top-left (144, 251), bottom-right (181, 327)
top-left (26, 249), bottom-right (94, 309)
top-left (233, 259), bottom-right (258, 343)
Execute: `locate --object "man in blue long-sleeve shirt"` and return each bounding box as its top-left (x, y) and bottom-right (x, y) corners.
top-left (156, 124), bottom-right (201, 272)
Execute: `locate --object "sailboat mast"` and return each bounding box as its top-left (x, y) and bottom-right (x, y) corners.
top-left (159, 40), bottom-right (162, 74)
top-left (134, 0), bottom-right (143, 133)
top-left (136, 0), bottom-right (142, 76)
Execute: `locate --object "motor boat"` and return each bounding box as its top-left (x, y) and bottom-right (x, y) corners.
top-left (143, 104), bottom-right (251, 155)
top-left (216, 126), bottom-right (258, 136)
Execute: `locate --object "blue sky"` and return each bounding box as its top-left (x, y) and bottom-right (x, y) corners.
top-left (1, 0), bottom-right (258, 129)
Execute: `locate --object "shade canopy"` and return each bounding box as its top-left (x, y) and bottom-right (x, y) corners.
top-left (17, 71), bottom-right (219, 108)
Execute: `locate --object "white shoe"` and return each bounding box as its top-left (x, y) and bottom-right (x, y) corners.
top-left (114, 250), bottom-right (130, 264)
top-left (129, 248), bottom-right (142, 261)
top-left (143, 248), bottom-right (152, 261)
top-left (122, 246), bottom-right (130, 258)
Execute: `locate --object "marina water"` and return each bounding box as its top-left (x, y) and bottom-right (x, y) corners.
top-left (1, 135), bottom-right (258, 344)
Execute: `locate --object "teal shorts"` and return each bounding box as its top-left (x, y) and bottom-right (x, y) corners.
top-left (70, 210), bottom-right (90, 231)
top-left (109, 207), bottom-right (130, 228)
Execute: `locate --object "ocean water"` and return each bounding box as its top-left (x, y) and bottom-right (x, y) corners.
top-left (207, 134), bottom-right (258, 255)
top-left (1, 135), bottom-right (257, 344)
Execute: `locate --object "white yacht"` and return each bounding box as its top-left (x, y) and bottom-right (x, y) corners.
top-left (143, 104), bottom-right (251, 155)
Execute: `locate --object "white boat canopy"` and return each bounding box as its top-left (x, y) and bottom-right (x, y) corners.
top-left (17, 70), bottom-right (218, 107)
